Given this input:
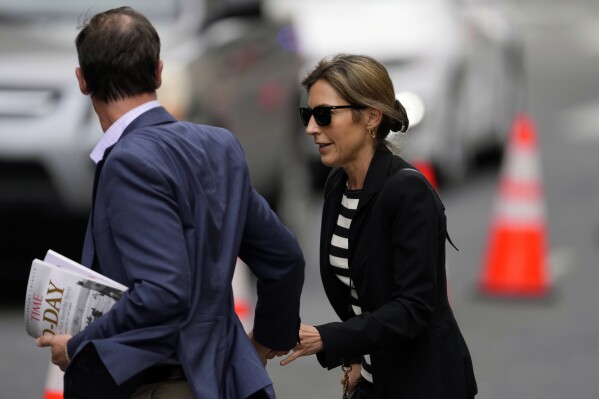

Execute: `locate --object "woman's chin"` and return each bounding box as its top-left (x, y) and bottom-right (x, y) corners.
top-left (320, 157), bottom-right (336, 168)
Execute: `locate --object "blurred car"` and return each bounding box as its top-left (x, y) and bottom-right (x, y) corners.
top-left (186, 1), bottom-right (303, 210)
top-left (0, 0), bottom-right (208, 216)
top-left (0, 0), bottom-right (299, 216)
top-left (284, 0), bottom-right (525, 185)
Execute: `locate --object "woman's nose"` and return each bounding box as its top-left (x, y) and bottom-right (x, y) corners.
top-left (306, 116), bottom-right (319, 136)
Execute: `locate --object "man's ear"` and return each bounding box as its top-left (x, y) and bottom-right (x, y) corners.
top-left (155, 60), bottom-right (163, 89)
top-left (75, 67), bottom-right (89, 95)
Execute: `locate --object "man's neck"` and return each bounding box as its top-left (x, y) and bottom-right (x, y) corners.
top-left (93, 93), bottom-right (158, 132)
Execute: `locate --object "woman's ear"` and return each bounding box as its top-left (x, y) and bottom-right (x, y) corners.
top-left (365, 108), bottom-right (383, 131)
top-left (75, 67), bottom-right (89, 95)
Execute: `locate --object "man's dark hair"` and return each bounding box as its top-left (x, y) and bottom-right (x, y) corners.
top-left (75, 7), bottom-right (161, 102)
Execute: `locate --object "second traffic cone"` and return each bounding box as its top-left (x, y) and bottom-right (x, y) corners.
top-left (412, 160), bottom-right (439, 191)
top-left (42, 362), bottom-right (63, 399)
top-left (479, 114), bottom-right (550, 297)
top-left (232, 258), bottom-right (255, 332)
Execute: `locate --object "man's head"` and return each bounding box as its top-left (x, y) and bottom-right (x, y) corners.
top-left (75, 7), bottom-right (161, 103)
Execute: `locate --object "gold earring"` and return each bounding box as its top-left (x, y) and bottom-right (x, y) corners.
top-left (368, 128), bottom-right (376, 139)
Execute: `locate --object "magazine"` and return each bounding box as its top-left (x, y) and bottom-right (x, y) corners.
top-left (24, 250), bottom-right (127, 338)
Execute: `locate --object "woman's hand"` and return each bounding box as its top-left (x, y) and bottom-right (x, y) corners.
top-left (341, 363), bottom-right (363, 394)
top-left (280, 324), bottom-right (324, 366)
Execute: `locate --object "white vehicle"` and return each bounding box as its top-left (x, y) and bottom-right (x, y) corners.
top-left (0, 1), bottom-right (207, 215)
top-left (0, 0), bottom-right (297, 215)
top-left (285, 0), bottom-right (525, 184)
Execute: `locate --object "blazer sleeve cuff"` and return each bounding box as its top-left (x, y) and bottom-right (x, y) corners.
top-left (315, 323), bottom-right (347, 369)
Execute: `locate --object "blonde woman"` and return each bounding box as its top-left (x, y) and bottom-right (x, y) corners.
top-left (281, 54), bottom-right (477, 399)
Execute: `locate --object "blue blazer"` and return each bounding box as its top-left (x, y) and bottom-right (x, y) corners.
top-left (67, 107), bottom-right (305, 399)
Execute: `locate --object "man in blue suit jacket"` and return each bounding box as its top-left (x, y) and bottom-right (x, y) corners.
top-left (36, 7), bottom-right (304, 399)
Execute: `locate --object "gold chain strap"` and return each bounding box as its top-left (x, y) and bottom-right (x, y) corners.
top-left (342, 364), bottom-right (352, 399)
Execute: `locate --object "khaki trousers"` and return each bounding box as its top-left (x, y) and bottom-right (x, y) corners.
top-left (130, 381), bottom-right (193, 399)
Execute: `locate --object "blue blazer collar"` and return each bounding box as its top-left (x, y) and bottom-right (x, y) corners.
top-left (99, 107), bottom-right (177, 164)
top-left (121, 106), bottom-right (177, 138)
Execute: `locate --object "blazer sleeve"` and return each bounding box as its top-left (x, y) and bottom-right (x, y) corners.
top-left (238, 187), bottom-right (305, 351)
top-left (68, 149), bottom-right (192, 354)
top-left (315, 172), bottom-right (440, 369)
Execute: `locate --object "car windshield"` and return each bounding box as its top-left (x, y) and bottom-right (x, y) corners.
top-left (0, 1), bottom-right (180, 21)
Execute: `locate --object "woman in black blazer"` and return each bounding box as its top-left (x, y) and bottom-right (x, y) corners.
top-left (280, 54), bottom-right (477, 398)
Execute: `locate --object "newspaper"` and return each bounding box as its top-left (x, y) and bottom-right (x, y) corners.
top-left (24, 250), bottom-right (127, 338)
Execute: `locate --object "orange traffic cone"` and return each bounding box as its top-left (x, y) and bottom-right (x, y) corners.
top-left (233, 258), bottom-right (255, 331)
top-left (479, 114), bottom-right (550, 297)
top-left (42, 362), bottom-right (63, 399)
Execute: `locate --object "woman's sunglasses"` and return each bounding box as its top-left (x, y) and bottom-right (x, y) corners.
top-left (299, 105), bottom-right (364, 127)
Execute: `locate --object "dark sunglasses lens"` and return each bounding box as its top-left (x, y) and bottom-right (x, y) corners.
top-left (312, 108), bottom-right (331, 126)
top-left (299, 108), bottom-right (311, 126)
top-left (299, 107), bottom-right (333, 127)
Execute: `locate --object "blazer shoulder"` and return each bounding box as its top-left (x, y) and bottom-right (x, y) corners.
top-left (382, 167), bottom-right (445, 211)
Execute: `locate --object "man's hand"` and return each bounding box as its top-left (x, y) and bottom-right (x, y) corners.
top-left (36, 334), bottom-right (72, 371)
top-left (280, 324), bottom-right (324, 366)
top-left (248, 330), bottom-right (289, 367)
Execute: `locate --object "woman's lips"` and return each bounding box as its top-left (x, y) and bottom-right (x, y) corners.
top-left (317, 143), bottom-right (331, 154)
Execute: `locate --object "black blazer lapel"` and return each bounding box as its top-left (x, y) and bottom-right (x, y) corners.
top-left (348, 146), bottom-right (394, 257)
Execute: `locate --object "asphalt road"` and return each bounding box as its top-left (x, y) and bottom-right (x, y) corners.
top-left (2, 1), bottom-right (599, 398)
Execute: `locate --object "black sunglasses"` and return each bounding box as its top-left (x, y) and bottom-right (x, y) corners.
top-left (299, 105), bottom-right (364, 127)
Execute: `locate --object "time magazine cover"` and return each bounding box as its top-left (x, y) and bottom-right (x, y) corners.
top-left (24, 250), bottom-right (127, 338)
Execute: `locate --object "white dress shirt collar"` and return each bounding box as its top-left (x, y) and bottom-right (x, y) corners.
top-left (90, 100), bottom-right (161, 164)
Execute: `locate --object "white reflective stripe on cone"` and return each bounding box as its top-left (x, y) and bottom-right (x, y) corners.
top-left (43, 362), bottom-right (64, 399)
top-left (233, 258), bottom-right (255, 332)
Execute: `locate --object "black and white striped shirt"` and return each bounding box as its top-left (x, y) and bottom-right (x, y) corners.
top-left (329, 186), bottom-right (373, 383)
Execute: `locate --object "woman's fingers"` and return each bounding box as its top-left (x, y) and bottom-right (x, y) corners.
top-left (280, 325), bottom-right (325, 366)
top-left (279, 345), bottom-right (303, 366)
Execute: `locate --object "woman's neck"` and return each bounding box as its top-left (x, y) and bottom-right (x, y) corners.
top-left (344, 146), bottom-right (376, 190)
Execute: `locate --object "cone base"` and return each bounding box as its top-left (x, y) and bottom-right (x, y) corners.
top-left (480, 224), bottom-right (549, 297)
top-left (44, 391), bottom-right (63, 399)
